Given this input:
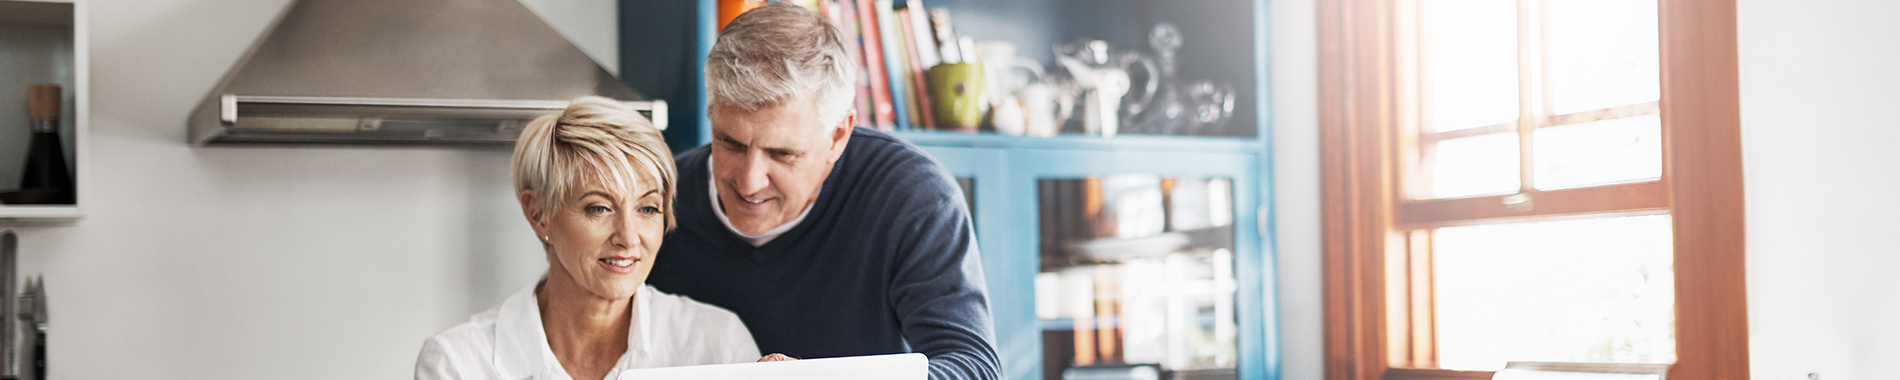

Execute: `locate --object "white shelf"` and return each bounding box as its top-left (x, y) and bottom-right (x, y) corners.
top-left (0, 0), bottom-right (87, 222)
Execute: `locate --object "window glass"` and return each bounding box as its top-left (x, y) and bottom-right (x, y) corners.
top-left (1533, 115), bottom-right (1663, 189)
top-left (1428, 132), bottom-right (1520, 198)
top-left (1427, 0), bottom-right (1520, 132)
top-left (1433, 215), bottom-right (1677, 370)
top-left (1547, 0), bottom-right (1660, 115)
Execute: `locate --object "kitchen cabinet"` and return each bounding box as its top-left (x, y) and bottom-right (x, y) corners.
top-left (0, 0), bottom-right (88, 221)
top-left (623, 0), bottom-right (1277, 378)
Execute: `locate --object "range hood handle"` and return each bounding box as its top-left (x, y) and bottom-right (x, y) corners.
top-left (219, 96), bottom-right (669, 130)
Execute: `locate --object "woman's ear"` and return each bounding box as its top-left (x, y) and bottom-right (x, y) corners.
top-left (519, 189), bottom-right (548, 240)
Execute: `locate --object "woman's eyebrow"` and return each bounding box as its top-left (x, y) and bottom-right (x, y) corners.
top-left (580, 191), bottom-right (618, 203)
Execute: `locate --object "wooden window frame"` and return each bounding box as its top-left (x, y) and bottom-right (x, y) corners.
top-left (1317, 0), bottom-right (1747, 379)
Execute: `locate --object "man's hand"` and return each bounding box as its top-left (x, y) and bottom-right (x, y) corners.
top-left (757, 353), bottom-right (798, 362)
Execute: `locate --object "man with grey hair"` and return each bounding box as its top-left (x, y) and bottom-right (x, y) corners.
top-left (644, 3), bottom-right (1000, 380)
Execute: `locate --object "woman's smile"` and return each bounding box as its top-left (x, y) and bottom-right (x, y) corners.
top-left (597, 256), bottom-right (641, 274)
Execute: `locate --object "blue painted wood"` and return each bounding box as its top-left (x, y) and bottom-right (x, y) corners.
top-left (629, 1), bottom-right (1282, 378)
top-left (1006, 148), bottom-right (1262, 380)
top-left (896, 130), bottom-right (1261, 154)
top-left (919, 145), bottom-right (1266, 380)
top-left (618, 0), bottom-right (708, 153)
top-left (693, 0), bottom-right (716, 148)
top-left (1250, 0), bottom-right (1282, 378)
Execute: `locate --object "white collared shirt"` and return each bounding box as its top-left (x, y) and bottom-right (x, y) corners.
top-left (708, 154), bottom-right (816, 246)
top-left (414, 282), bottom-right (760, 380)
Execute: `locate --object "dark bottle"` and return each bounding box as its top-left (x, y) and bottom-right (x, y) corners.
top-left (15, 85), bottom-right (74, 205)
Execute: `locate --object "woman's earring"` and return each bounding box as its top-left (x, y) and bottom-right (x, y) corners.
top-left (542, 235), bottom-right (550, 242)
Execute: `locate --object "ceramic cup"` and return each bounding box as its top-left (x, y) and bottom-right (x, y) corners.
top-left (928, 63), bottom-right (987, 132)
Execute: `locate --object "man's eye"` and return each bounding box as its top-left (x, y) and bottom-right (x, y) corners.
top-left (640, 206), bottom-right (662, 215)
top-left (586, 205), bottom-right (612, 215)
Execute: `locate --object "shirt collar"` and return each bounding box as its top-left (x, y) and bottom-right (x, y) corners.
top-left (493, 280), bottom-right (655, 380)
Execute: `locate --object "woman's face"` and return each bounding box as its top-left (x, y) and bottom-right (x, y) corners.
top-left (530, 175), bottom-right (666, 302)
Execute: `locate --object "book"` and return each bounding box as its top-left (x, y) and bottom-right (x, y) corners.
top-left (829, 0), bottom-right (875, 128)
top-left (852, 0), bottom-right (896, 130)
top-left (903, 0), bottom-right (941, 68)
top-left (892, 8), bottom-right (924, 131)
top-left (895, 6), bottom-right (936, 129)
top-left (873, 0), bottom-right (911, 129)
top-left (928, 8), bottom-right (963, 64)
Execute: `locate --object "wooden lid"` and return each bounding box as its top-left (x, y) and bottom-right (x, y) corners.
top-left (28, 84), bottom-right (60, 120)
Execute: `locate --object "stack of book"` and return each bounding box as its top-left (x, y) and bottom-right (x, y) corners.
top-left (813, 0), bottom-right (970, 131)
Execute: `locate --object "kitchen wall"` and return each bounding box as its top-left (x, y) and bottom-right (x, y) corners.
top-left (3, 0), bottom-right (613, 378)
top-left (1269, 0), bottom-right (1324, 380)
top-left (1737, 0), bottom-right (1900, 379)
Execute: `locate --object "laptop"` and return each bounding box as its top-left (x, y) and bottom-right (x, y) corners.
top-left (615, 353), bottom-right (927, 380)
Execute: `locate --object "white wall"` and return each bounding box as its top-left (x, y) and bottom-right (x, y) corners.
top-left (2, 0), bottom-right (615, 378)
top-left (1738, 1), bottom-right (1900, 379)
top-left (1269, 0), bottom-right (1324, 379)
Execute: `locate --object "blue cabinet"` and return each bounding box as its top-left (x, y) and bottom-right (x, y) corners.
top-left (621, 1), bottom-right (1277, 379)
top-left (913, 135), bottom-right (1273, 380)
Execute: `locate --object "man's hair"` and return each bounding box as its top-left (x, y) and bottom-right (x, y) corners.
top-left (511, 96), bottom-right (677, 231)
top-left (705, 2), bottom-right (858, 127)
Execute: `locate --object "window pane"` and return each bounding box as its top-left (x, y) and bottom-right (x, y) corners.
top-left (1428, 132), bottom-right (1520, 198)
top-left (1427, 0), bottom-right (1519, 132)
top-left (1548, 0), bottom-right (1660, 115)
top-left (1434, 215), bottom-right (1677, 370)
top-left (1533, 115), bottom-right (1662, 189)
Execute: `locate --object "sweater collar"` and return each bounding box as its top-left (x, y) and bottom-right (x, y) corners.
top-left (677, 138), bottom-right (854, 262)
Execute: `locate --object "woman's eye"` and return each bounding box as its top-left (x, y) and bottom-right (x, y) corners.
top-left (639, 206), bottom-right (662, 216)
top-left (585, 205), bottom-right (611, 215)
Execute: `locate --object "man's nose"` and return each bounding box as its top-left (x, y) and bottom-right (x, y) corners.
top-left (731, 150), bottom-right (772, 195)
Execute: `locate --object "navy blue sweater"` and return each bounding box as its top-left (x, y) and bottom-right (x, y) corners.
top-left (647, 127), bottom-right (1000, 380)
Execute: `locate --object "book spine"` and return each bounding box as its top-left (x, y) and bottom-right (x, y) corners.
top-left (893, 10), bottom-right (925, 130)
top-left (895, 6), bottom-right (936, 129)
top-left (928, 8), bottom-right (962, 64)
top-left (853, 0), bottom-right (896, 130)
top-left (904, 0), bottom-right (941, 68)
top-left (832, 0), bottom-right (874, 128)
top-left (874, 0), bottom-right (911, 129)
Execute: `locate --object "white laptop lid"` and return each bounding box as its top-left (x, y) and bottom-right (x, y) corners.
top-left (615, 353), bottom-right (927, 380)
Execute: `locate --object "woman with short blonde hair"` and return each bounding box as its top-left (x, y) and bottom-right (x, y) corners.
top-left (415, 96), bottom-right (762, 380)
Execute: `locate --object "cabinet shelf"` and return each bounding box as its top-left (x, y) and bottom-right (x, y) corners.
top-left (0, 0), bottom-right (87, 222)
top-left (894, 130), bottom-right (1260, 154)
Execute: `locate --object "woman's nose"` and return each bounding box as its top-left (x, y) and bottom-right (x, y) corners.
top-left (609, 214), bottom-right (635, 249)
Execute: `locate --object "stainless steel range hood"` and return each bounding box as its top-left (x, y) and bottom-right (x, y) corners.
top-left (188, 0), bottom-right (665, 145)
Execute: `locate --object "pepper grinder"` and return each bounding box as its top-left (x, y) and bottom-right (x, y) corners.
top-left (0, 232), bottom-right (43, 380)
top-left (7, 85), bottom-right (74, 205)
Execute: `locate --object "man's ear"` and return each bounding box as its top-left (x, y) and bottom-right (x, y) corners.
top-left (827, 110), bottom-right (855, 163)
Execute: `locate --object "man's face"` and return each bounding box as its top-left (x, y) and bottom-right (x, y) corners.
top-left (707, 92), bottom-right (851, 236)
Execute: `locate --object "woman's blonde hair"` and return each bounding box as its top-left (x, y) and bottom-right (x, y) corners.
top-left (511, 96), bottom-right (677, 230)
